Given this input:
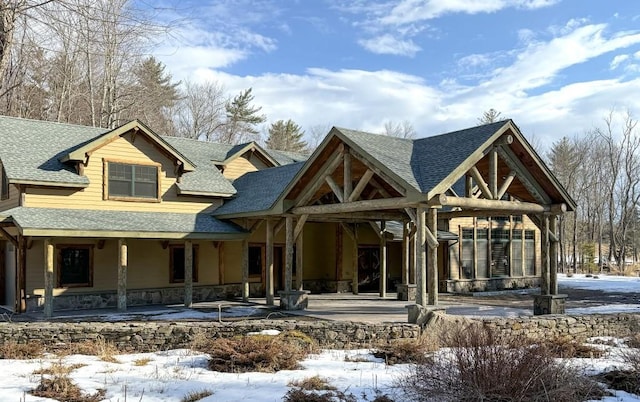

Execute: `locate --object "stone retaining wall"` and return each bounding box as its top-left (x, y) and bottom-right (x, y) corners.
top-left (0, 320), bottom-right (420, 351)
top-left (1, 313), bottom-right (638, 352)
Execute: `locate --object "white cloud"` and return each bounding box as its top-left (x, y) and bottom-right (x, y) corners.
top-left (610, 54), bottom-right (629, 69)
top-left (358, 34), bottom-right (421, 56)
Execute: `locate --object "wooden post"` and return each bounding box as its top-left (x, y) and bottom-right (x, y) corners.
top-left (549, 215), bottom-right (558, 295)
top-left (184, 240), bottom-right (193, 307)
top-left (489, 148), bottom-right (498, 199)
top-left (118, 239), bottom-right (127, 311)
top-left (540, 215), bottom-right (550, 295)
top-left (242, 239), bottom-right (249, 301)
top-left (343, 149), bottom-right (352, 201)
top-left (266, 219), bottom-right (274, 305)
top-left (17, 235), bottom-right (26, 313)
top-left (416, 206), bottom-right (427, 306)
top-left (352, 224), bottom-right (359, 294)
top-left (43, 238), bottom-right (54, 318)
top-left (402, 221), bottom-right (409, 285)
top-left (296, 231), bottom-right (304, 291)
top-left (380, 221), bottom-right (387, 297)
top-left (285, 216), bottom-right (294, 292)
top-left (427, 207), bottom-right (438, 305)
top-left (336, 225), bottom-right (343, 285)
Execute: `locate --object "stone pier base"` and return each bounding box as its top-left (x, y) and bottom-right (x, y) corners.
top-left (279, 290), bottom-right (310, 310)
top-left (406, 304), bottom-right (446, 325)
top-left (396, 284), bottom-right (417, 301)
top-left (533, 294), bottom-right (568, 315)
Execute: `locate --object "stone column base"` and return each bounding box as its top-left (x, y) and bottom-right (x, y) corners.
top-left (533, 294), bottom-right (568, 315)
top-left (396, 284), bottom-right (417, 301)
top-left (279, 290), bottom-right (310, 310)
top-left (406, 304), bottom-right (446, 325)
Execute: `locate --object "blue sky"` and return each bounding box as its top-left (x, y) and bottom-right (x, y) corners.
top-left (145, 0), bottom-right (640, 149)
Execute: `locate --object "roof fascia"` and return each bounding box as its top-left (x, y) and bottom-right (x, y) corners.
top-left (62, 120), bottom-right (196, 171)
top-left (177, 189), bottom-right (234, 198)
top-left (221, 142), bottom-right (279, 167)
top-left (11, 179), bottom-right (88, 188)
top-left (20, 228), bottom-right (248, 240)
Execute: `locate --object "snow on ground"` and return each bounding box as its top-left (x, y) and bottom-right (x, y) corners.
top-left (559, 273), bottom-right (640, 293)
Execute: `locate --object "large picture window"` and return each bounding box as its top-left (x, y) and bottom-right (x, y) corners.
top-left (107, 162), bottom-right (159, 200)
top-left (57, 245), bottom-right (93, 287)
top-left (170, 245), bottom-right (199, 283)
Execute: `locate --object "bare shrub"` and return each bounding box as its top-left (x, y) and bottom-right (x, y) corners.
top-left (282, 388), bottom-right (356, 402)
top-left (601, 341), bottom-right (640, 394)
top-left (196, 331), bottom-right (317, 373)
top-left (54, 338), bottom-right (121, 363)
top-left (397, 325), bottom-right (605, 402)
top-left (181, 389), bottom-right (214, 402)
top-left (288, 375), bottom-right (336, 391)
top-left (0, 341), bottom-right (44, 359)
top-left (542, 336), bottom-right (605, 358)
top-left (31, 363), bottom-right (105, 402)
top-left (373, 332), bottom-right (439, 365)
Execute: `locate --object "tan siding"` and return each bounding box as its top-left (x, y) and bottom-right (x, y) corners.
top-left (223, 156), bottom-right (259, 180)
top-left (23, 133), bottom-right (223, 213)
top-left (0, 184), bottom-right (20, 211)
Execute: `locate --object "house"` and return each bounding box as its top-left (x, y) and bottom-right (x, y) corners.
top-left (0, 116), bottom-right (575, 317)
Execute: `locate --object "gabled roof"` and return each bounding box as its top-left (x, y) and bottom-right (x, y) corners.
top-left (0, 116), bottom-right (106, 187)
top-left (0, 207), bottom-right (246, 239)
top-left (214, 162), bottom-right (305, 217)
top-left (61, 120), bottom-right (196, 171)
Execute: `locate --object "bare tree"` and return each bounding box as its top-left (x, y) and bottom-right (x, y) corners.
top-left (382, 120), bottom-right (416, 139)
top-left (478, 108), bottom-right (504, 124)
top-left (174, 80), bottom-right (227, 140)
top-left (307, 123), bottom-right (331, 150)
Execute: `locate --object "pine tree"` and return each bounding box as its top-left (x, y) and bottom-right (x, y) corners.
top-left (221, 88), bottom-right (266, 144)
top-left (266, 119), bottom-right (307, 153)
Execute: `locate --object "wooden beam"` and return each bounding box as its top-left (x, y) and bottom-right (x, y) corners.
top-left (469, 166), bottom-right (493, 199)
top-left (348, 169), bottom-right (374, 202)
top-left (350, 149), bottom-right (407, 196)
top-left (43, 238), bottom-right (54, 318)
top-left (184, 240), bottom-right (193, 307)
top-left (294, 214), bottom-right (308, 240)
top-left (274, 218), bottom-right (286, 236)
top-left (369, 221), bottom-right (382, 239)
top-left (295, 144), bottom-right (345, 206)
top-left (416, 206), bottom-right (426, 306)
top-left (266, 219), bottom-right (274, 305)
top-left (540, 215), bottom-right (550, 295)
top-left (489, 148), bottom-right (498, 199)
top-left (309, 211), bottom-right (407, 221)
top-left (343, 148), bottom-right (352, 201)
top-left (0, 227), bottom-right (17, 247)
top-left (439, 194), bottom-right (566, 214)
top-left (495, 147), bottom-right (551, 204)
top-left (427, 208), bottom-right (438, 306)
top-left (465, 175), bottom-right (473, 198)
top-left (285, 216), bottom-right (294, 292)
top-left (369, 178), bottom-right (391, 197)
top-left (118, 239), bottom-right (128, 311)
top-left (549, 215), bottom-right (558, 295)
top-left (496, 170), bottom-right (517, 200)
top-left (293, 197), bottom-right (412, 215)
top-left (325, 176), bottom-right (344, 202)
top-left (242, 239), bottom-right (249, 301)
top-left (380, 221), bottom-right (387, 298)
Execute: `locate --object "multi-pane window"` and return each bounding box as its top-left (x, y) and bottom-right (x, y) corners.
top-left (57, 245), bottom-right (93, 287)
top-left (108, 162), bottom-right (158, 199)
top-left (476, 229), bottom-right (488, 278)
top-left (525, 230), bottom-right (536, 276)
top-left (460, 229), bottom-right (474, 279)
top-left (170, 245), bottom-right (198, 283)
top-left (511, 230), bottom-right (523, 277)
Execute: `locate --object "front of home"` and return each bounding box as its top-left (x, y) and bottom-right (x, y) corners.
top-left (0, 116), bottom-right (574, 316)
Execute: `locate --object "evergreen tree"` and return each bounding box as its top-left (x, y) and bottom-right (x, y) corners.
top-left (221, 88), bottom-right (266, 144)
top-left (266, 119), bottom-right (307, 153)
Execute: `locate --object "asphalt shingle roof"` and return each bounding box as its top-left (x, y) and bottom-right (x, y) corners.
top-left (0, 207), bottom-right (245, 236)
top-left (336, 120), bottom-right (508, 194)
top-left (214, 162), bottom-right (305, 216)
top-left (0, 116), bottom-right (107, 186)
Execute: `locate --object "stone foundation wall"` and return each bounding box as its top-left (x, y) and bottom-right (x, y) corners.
top-left (26, 283), bottom-right (264, 312)
top-left (445, 277), bottom-right (540, 293)
top-left (0, 320), bottom-right (420, 351)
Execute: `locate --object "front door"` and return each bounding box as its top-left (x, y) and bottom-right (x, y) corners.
top-left (358, 247), bottom-right (380, 292)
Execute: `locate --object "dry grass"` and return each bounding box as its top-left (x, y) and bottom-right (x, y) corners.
top-left (372, 332), bottom-right (439, 365)
top-left (54, 338), bottom-right (121, 363)
top-left (181, 389), bottom-right (214, 402)
top-left (288, 376), bottom-right (336, 391)
top-left (282, 388), bottom-right (357, 402)
top-left (30, 362), bottom-right (105, 402)
top-left (133, 357), bottom-right (153, 366)
top-left (193, 330), bottom-right (318, 373)
top-left (397, 325), bottom-right (606, 402)
top-left (542, 336), bottom-right (606, 358)
top-left (0, 341), bottom-right (44, 359)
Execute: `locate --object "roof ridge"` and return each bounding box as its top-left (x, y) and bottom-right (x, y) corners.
top-left (335, 126), bottom-right (415, 143)
top-left (0, 114), bottom-right (109, 131)
top-left (415, 119), bottom-right (511, 142)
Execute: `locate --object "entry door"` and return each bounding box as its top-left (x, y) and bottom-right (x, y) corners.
top-left (358, 247), bottom-right (380, 292)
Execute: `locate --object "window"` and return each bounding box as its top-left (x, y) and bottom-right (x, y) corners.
top-left (476, 229), bottom-right (488, 278)
top-left (511, 230), bottom-right (523, 277)
top-left (57, 245), bottom-right (93, 287)
top-left (524, 230), bottom-right (536, 276)
top-left (460, 229), bottom-right (474, 279)
top-left (249, 245), bottom-right (263, 276)
top-left (170, 245), bottom-right (199, 283)
top-left (491, 229), bottom-right (510, 277)
top-left (107, 162), bottom-right (159, 200)
top-left (0, 164), bottom-right (8, 201)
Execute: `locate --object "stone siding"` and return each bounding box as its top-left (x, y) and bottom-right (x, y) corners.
top-left (445, 277), bottom-right (540, 293)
